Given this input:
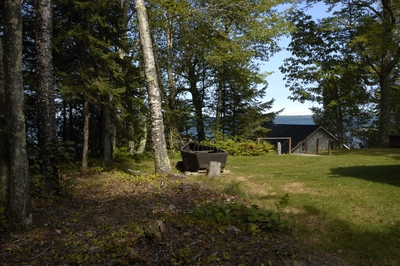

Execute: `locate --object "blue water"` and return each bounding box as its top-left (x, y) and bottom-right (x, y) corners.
top-left (274, 115), bottom-right (314, 125)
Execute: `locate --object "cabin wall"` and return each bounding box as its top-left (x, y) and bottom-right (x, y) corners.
top-left (293, 129), bottom-right (340, 154)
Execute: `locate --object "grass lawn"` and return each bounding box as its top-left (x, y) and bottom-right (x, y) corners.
top-left (2, 149), bottom-right (398, 265)
top-left (189, 149), bottom-right (400, 265)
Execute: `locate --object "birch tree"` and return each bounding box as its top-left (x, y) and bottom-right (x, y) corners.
top-left (135, 0), bottom-right (172, 174)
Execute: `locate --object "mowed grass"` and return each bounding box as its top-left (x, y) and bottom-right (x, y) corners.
top-left (190, 149), bottom-right (400, 265)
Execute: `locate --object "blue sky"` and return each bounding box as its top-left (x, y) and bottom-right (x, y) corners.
top-left (262, 37), bottom-right (315, 115)
top-left (262, 3), bottom-right (333, 116)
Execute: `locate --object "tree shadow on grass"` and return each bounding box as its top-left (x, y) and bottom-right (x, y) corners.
top-left (294, 205), bottom-right (400, 265)
top-left (330, 165), bottom-right (400, 187)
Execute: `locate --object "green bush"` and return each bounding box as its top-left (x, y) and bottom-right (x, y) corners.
top-left (114, 147), bottom-right (153, 163)
top-left (193, 202), bottom-right (291, 232)
top-left (201, 135), bottom-right (275, 156)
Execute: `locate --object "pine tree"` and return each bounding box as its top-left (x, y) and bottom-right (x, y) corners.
top-left (35, 0), bottom-right (58, 193)
top-left (3, 0), bottom-right (32, 232)
top-left (53, 0), bottom-right (127, 170)
top-left (0, 36), bottom-right (7, 203)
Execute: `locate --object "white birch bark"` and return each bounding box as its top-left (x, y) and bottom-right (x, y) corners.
top-left (135, 0), bottom-right (171, 174)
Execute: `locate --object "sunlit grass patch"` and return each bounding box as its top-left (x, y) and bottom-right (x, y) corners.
top-left (192, 149), bottom-right (400, 265)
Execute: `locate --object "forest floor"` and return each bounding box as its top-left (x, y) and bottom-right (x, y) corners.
top-left (0, 171), bottom-right (352, 265)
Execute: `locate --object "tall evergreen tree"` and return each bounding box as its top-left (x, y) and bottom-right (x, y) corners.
top-left (53, 0), bottom-right (127, 169)
top-left (3, 0), bottom-right (32, 232)
top-left (34, 0), bottom-right (58, 193)
top-left (0, 36), bottom-right (7, 203)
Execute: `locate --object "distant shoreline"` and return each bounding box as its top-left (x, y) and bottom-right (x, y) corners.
top-left (276, 115), bottom-right (312, 117)
top-left (274, 115), bottom-right (314, 125)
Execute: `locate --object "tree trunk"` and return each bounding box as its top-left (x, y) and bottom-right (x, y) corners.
top-left (136, 50), bottom-right (148, 154)
top-left (81, 97), bottom-right (89, 175)
top-left (334, 88), bottom-right (345, 148)
top-left (135, 0), bottom-right (171, 175)
top-left (379, 56), bottom-right (392, 147)
top-left (4, 0), bottom-right (33, 232)
top-left (62, 100), bottom-right (68, 141)
top-left (166, 14), bottom-right (179, 151)
top-left (136, 114), bottom-right (148, 153)
top-left (100, 104), bottom-right (112, 162)
top-left (215, 69), bottom-right (224, 133)
top-left (0, 38), bottom-right (8, 202)
top-left (188, 62), bottom-right (206, 141)
top-left (35, 0), bottom-right (58, 193)
top-left (377, 0), bottom-right (396, 147)
top-left (110, 118), bottom-right (116, 158)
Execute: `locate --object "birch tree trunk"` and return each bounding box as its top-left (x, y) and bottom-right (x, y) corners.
top-left (135, 0), bottom-right (171, 175)
top-left (4, 0), bottom-right (33, 232)
top-left (35, 0), bottom-right (58, 193)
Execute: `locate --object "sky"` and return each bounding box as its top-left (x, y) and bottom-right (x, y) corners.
top-left (261, 38), bottom-right (315, 116)
top-left (261, 3), bottom-right (333, 116)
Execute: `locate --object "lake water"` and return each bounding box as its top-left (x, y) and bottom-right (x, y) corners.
top-left (274, 115), bottom-right (314, 125)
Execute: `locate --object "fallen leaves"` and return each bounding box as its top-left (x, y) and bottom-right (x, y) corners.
top-left (0, 171), bottom-right (351, 265)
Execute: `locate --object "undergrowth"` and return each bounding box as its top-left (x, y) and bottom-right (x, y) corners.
top-left (201, 135), bottom-right (275, 156)
top-left (193, 202), bottom-right (292, 233)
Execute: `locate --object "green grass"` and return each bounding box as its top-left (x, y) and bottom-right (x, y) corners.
top-left (191, 149), bottom-right (400, 265)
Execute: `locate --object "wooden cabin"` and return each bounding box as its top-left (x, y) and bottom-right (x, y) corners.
top-left (265, 124), bottom-right (348, 154)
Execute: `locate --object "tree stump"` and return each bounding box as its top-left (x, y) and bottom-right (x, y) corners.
top-left (207, 161), bottom-right (221, 177)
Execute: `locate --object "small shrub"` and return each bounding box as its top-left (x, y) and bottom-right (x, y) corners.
top-left (276, 193), bottom-right (290, 212)
top-left (193, 202), bottom-right (291, 232)
top-left (223, 181), bottom-right (247, 198)
top-left (114, 147), bottom-right (153, 163)
top-left (201, 135), bottom-right (275, 156)
top-left (113, 147), bottom-right (134, 162)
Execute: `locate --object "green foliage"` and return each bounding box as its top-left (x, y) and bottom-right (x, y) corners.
top-left (149, 0), bottom-right (287, 141)
top-left (201, 135), bottom-right (275, 156)
top-left (193, 202), bottom-right (291, 232)
top-left (222, 181), bottom-right (246, 197)
top-left (276, 193), bottom-right (290, 212)
top-left (281, 10), bottom-right (374, 148)
top-left (113, 147), bottom-right (133, 162)
top-left (114, 147), bottom-right (153, 163)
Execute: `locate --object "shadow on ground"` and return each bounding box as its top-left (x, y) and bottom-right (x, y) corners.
top-left (292, 203), bottom-right (400, 265)
top-left (2, 174), bottom-right (349, 266)
top-left (330, 165), bottom-right (400, 187)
